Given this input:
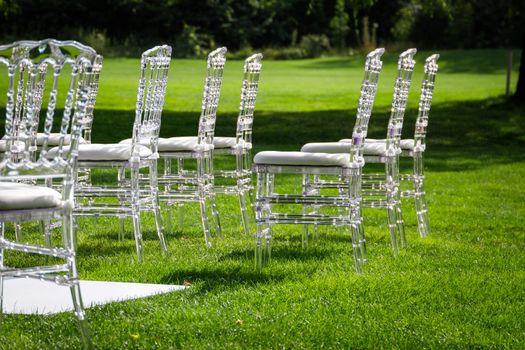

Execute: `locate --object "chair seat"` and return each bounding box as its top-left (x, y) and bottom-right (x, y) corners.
top-left (0, 140), bottom-right (25, 153)
top-left (1, 134), bottom-right (86, 148)
top-left (0, 182), bottom-right (62, 210)
top-left (301, 142), bottom-right (352, 154)
top-left (302, 141), bottom-right (402, 156)
top-left (47, 143), bottom-right (152, 161)
top-left (254, 151), bottom-right (350, 167)
top-left (120, 136), bottom-right (239, 152)
top-left (35, 133), bottom-right (87, 146)
top-left (157, 137), bottom-right (213, 152)
top-left (213, 136), bottom-right (238, 149)
top-left (339, 138), bottom-right (415, 150)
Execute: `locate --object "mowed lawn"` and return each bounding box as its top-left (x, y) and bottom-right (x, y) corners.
top-left (0, 49), bottom-right (524, 349)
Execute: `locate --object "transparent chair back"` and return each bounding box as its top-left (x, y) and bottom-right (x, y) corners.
top-left (5, 39), bottom-right (102, 145)
top-left (413, 54), bottom-right (439, 153)
top-left (197, 47), bottom-right (227, 147)
top-left (131, 45), bottom-right (172, 155)
top-left (0, 41), bottom-right (95, 347)
top-left (384, 48), bottom-right (417, 155)
top-left (236, 53), bottom-right (263, 146)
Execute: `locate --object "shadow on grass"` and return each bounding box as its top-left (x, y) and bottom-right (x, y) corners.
top-left (159, 266), bottom-right (286, 291)
top-left (0, 97), bottom-right (522, 173)
top-left (158, 235), bottom-right (342, 292)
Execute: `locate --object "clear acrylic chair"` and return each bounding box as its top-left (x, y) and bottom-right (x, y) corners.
top-left (213, 53), bottom-right (263, 235)
top-left (349, 54), bottom-right (440, 238)
top-left (0, 39), bottom-right (103, 242)
top-left (252, 48), bottom-right (385, 273)
top-left (54, 45), bottom-right (172, 261)
top-left (301, 48), bottom-right (417, 254)
top-left (1, 39), bottom-right (103, 148)
top-left (156, 47), bottom-right (227, 247)
top-left (0, 41), bottom-right (95, 348)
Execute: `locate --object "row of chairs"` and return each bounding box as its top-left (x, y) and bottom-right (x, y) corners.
top-left (0, 39), bottom-right (261, 348)
top-left (252, 48), bottom-right (439, 273)
top-left (0, 39), bottom-right (438, 347)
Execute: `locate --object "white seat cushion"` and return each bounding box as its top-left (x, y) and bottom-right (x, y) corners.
top-left (301, 142), bottom-right (352, 153)
top-left (1, 134), bottom-right (86, 148)
top-left (47, 143), bottom-right (152, 161)
top-left (254, 151), bottom-right (350, 167)
top-left (0, 140), bottom-right (25, 153)
top-left (340, 138), bottom-right (415, 150)
top-left (213, 136), bottom-right (237, 149)
top-left (120, 136), bottom-right (235, 151)
top-left (362, 142), bottom-right (387, 156)
top-left (36, 133), bottom-right (86, 146)
top-left (157, 137), bottom-right (213, 152)
top-left (0, 182), bottom-right (62, 210)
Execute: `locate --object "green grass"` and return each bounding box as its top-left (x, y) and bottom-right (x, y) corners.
top-left (1, 49), bottom-right (524, 349)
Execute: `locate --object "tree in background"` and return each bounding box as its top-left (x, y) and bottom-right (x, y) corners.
top-left (0, 0), bottom-right (522, 58)
top-left (513, 8), bottom-right (525, 102)
top-left (329, 0), bottom-right (349, 49)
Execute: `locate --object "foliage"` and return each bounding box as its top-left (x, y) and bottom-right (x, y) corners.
top-left (299, 34), bottom-right (331, 58)
top-left (174, 24), bottom-right (214, 58)
top-left (329, 0), bottom-right (350, 49)
top-left (391, 0), bottom-right (524, 49)
top-left (0, 0), bottom-right (522, 57)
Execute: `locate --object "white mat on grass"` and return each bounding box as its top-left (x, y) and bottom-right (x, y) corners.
top-left (2, 278), bottom-right (186, 315)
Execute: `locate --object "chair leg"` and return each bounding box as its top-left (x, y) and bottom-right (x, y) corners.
top-left (42, 220), bottom-right (52, 247)
top-left (150, 160), bottom-right (167, 254)
top-left (118, 217), bottom-right (125, 241)
top-left (385, 160), bottom-right (400, 255)
top-left (349, 221), bottom-right (364, 274)
top-left (352, 168), bottom-right (367, 264)
top-left (301, 174), bottom-right (311, 247)
top-left (176, 158), bottom-right (186, 227)
top-left (199, 198), bottom-right (213, 248)
top-left (356, 206), bottom-right (367, 263)
top-left (210, 193), bottom-right (222, 237)
top-left (130, 164), bottom-right (144, 261)
top-left (236, 152), bottom-right (251, 235)
top-left (117, 167), bottom-right (126, 240)
top-left (207, 156), bottom-right (221, 237)
top-left (238, 189), bottom-right (251, 236)
top-left (265, 173), bottom-right (274, 261)
top-left (302, 174), bottom-right (321, 244)
top-left (178, 204), bottom-right (185, 228)
top-left (165, 206), bottom-right (173, 233)
top-left (255, 172), bottom-right (268, 270)
top-left (0, 222), bottom-right (4, 324)
top-left (414, 152), bottom-right (430, 237)
top-left (63, 207), bottom-right (92, 349)
top-left (14, 223), bottom-right (21, 242)
top-left (393, 157), bottom-right (406, 247)
top-left (198, 158), bottom-right (213, 247)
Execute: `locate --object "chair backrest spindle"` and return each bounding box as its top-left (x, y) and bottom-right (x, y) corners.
top-left (236, 53), bottom-right (263, 147)
top-left (385, 48), bottom-right (417, 155)
top-left (349, 48), bottom-right (385, 165)
top-left (0, 42), bottom-right (95, 182)
top-left (131, 45), bottom-right (172, 157)
top-left (197, 47), bottom-right (227, 146)
top-left (414, 54), bottom-right (439, 153)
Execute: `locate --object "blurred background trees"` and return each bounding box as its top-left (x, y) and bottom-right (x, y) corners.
top-left (0, 0), bottom-right (522, 58)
